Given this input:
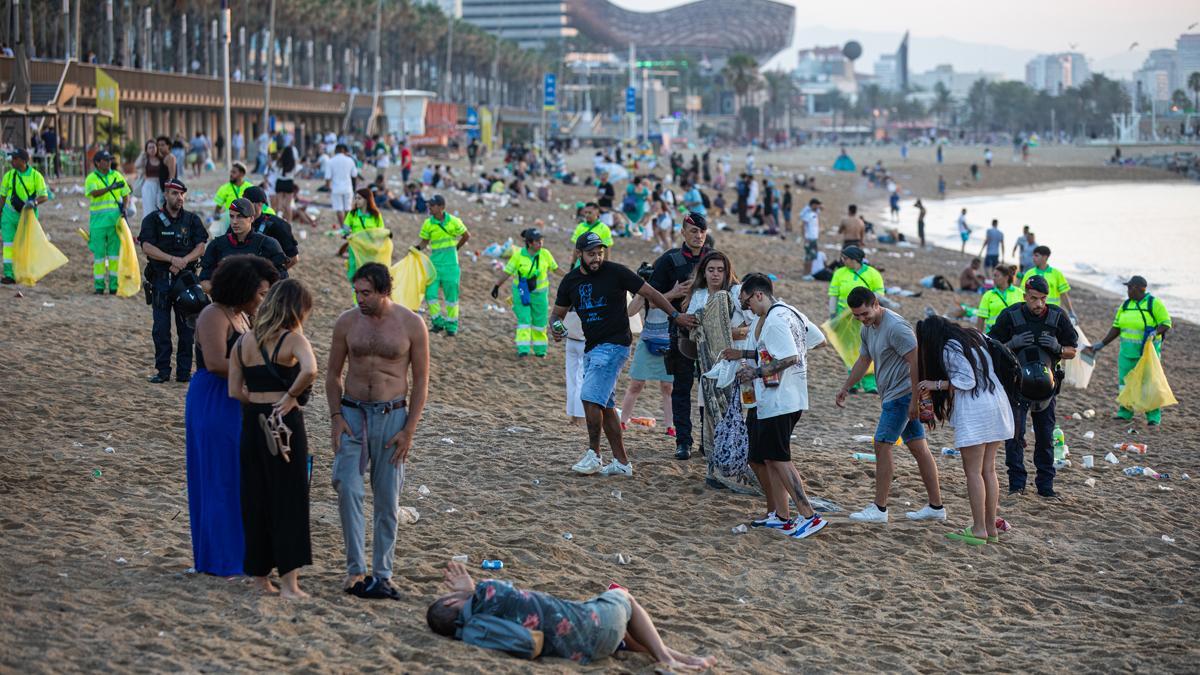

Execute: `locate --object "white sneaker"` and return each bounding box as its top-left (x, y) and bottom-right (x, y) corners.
top-left (599, 459), bottom-right (633, 477)
top-left (572, 449), bottom-right (603, 475)
top-left (751, 511), bottom-right (784, 528)
top-left (905, 504), bottom-right (947, 521)
top-left (848, 503), bottom-right (889, 523)
top-left (788, 514), bottom-right (829, 540)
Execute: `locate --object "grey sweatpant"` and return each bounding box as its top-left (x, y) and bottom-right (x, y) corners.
top-left (332, 397), bottom-right (408, 580)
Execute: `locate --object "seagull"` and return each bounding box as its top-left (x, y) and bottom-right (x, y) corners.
top-left (1068, 42), bottom-right (1078, 50)
top-left (1188, 22), bottom-right (1197, 30)
top-left (1128, 41), bottom-right (1139, 51)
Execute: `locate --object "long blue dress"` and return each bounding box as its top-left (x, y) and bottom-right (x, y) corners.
top-left (185, 331), bottom-right (244, 575)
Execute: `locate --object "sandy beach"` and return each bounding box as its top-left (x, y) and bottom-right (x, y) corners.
top-left (1, 143), bottom-right (1196, 672)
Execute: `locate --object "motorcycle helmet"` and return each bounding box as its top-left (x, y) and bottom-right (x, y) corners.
top-left (170, 273), bottom-right (211, 316)
top-left (1019, 361), bottom-right (1055, 402)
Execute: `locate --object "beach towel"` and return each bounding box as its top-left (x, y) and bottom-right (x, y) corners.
top-left (390, 247), bottom-right (436, 310)
top-left (12, 208), bottom-right (68, 286)
top-left (1116, 339), bottom-right (1177, 413)
top-left (115, 217), bottom-right (142, 298)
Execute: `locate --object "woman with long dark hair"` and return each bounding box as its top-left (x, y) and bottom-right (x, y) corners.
top-left (915, 316), bottom-right (1014, 545)
top-left (342, 188), bottom-right (387, 281)
top-left (228, 279), bottom-right (318, 598)
top-left (273, 142), bottom-right (301, 221)
top-left (185, 255), bottom-right (279, 576)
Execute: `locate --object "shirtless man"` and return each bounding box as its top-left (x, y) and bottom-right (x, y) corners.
top-left (326, 262), bottom-right (430, 600)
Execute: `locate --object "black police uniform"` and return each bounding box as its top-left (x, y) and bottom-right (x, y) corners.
top-left (138, 207), bottom-right (209, 380)
top-left (648, 243), bottom-right (713, 455)
top-left (198, 231), bottom-right (289, 281)
top-left (988, 303), bottom-right (1079, 496)
top-left (252, 212), bottom-right (299, 260)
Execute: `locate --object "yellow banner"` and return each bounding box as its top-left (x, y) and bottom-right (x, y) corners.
top-left (95, 68), bottom-right (120, 144)
top-left (479, 106), bottom-right (493, 153)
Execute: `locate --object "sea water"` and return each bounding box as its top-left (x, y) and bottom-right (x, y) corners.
top-left (880, 183), bottom-right (1200, 322)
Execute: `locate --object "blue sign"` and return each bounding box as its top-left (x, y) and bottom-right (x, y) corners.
top-left (625, 87), bottom-right (637, 113)
top-left (543, 73), bottom-right (556, 111)
top-left (465, 107), bottom-right (480, 140)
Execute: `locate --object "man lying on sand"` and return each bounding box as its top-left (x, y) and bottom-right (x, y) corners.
top-left (426, 561), bottom-right (716, 671)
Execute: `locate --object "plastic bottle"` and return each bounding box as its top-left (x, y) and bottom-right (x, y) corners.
top-left (1123, 466), bottom-right (1143, 477)
top-left (941, 448), bottom-right (961, 458)
top-left (918, 392), bottom-right (935, 423)
top-left (481, 560), bottom-right (504, 570)
top-left (1052, 426), bottom-right (1067, 461)
top-left (851, 452), bottom-right (877, 462)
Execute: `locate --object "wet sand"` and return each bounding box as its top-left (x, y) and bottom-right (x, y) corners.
top-left (0, 143), bottom-right (1196, 672)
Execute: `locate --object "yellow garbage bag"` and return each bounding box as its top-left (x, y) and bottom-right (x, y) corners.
top-left (819, 309), bottom-right (872, 374)
top-left (1061, 324), bottom-right (1094, 389)
top-left (12, 208), bottom-right (68, 286)
top-left (1116, 339), bottom-right (1178, 413)
top-left (389, 247), bottom-right (436, 310)
top-left (347, 227), bottom-right (394, 269)
top-left (115, 217), bottom-right (142, 298)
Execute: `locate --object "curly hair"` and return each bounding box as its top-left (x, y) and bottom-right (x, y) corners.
top-left (209, 255), bottom-right (280, 307)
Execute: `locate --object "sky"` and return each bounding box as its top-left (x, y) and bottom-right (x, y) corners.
top-left (612, 0), bottom-right (1199, 69)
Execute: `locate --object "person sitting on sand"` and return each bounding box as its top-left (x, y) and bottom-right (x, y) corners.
top-left (959, 258), bottom-right (985, 293)
top-left (427, 561), bottom-right (717, 671)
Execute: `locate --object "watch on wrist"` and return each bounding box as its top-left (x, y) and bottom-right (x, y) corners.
top-left (670, 310), bottom-right (680, 320)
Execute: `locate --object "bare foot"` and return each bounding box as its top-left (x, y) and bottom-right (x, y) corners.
top-left (252, 577), bottom-right (279, 594)
top-left (667, 649), bottom-right (717, 670)
top-left (343, 574), bottom-right (365, 590)
top-left (280, 586), bottom-right (311, 600)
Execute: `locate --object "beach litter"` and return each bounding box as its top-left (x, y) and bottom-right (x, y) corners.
top-left (1083, 431), bottom-right (1095, 440)
top-left (417, 485), bottom-right (431, 497)
top-left (103, 447), bottom-right (115, 454)
top-left (1161, 535), bottom-right (1175, 544)
top-left (1104, 452), bottom-right (1120, 464)
top-left (731, 524), bottom-right (748, 534)
top-left (115, 557), bottom-right (128, 564)
top-left (1082, 409), bottom-right (1096, 419)
top-left (1071, 412), bottom-right (1082, 420)
top-left (562, 532), bottom-right (573, 541)
top-left (615, 553), bottom-right (631, 565)
top-left (1084, 478), bottom-right (1096, 487)
top-left (851, 452), bottom-right (877, 462)
top-left (611, 489), bottom-right (622, 501)
top-left (851, 435), bottom-right (874, 443)
top-left (398, 506), bottom-right (420, 524)
top-left (452, 555), bottom-right (469, 563)
top-left (441, 437), bottom-right (455, 444)
top-left (91, 469), bottom-right (102, 478)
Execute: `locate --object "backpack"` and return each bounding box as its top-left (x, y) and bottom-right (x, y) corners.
top-left (621, 188), bottom-right (638, 215)
top-left (698, 189), bottom-right (711, 209)
top-left (985, 336), bottom-right (1022, 404)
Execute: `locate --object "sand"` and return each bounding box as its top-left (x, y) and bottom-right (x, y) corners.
top-left (1, 143), bottom-right (1197, 672)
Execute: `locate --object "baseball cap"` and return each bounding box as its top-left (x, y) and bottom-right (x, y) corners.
top-left (1124, 275), bottom-right (1148, 288)
top-left (809, 198), bottom-right (822, 206)
top-left (1025, 275), bottom-right (1050, 294)
top-left (429, 194), bottom-right (446, 206)
top-left (93, 150), bottom-right (113, 162)
top-left (163, 178), bottom-right (188, 193)
top-left (575, 231), bottom-right (606, 251)
top-left (243, 186), bottom-right (269, 205)
top-left (841, 245), bottom-right (865, 262)
top-left (9, 148), bottom-right (29, 162)
top-left (521, 227), bottom-right (543, 241)
top-left (229, 198), bottom-right (255, 218)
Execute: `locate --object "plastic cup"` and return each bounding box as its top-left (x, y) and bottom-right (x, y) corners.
top-left (1082, 455), bottom-right (1094, 469)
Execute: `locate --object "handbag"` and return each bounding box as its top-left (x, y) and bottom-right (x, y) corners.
top-left (641, 320), bottom-right (670, 356)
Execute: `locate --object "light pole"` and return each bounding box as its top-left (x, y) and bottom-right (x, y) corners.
top-left (366, 0), bottom-right (382, 136)
top-left (261, 0), bottom-right (275, 140)
top-left (221, 0), bottom-right (232, 171)
top-left (60, 0), bottom-right (69, 61)
top-left (105, 0), bottom-right (114, 64)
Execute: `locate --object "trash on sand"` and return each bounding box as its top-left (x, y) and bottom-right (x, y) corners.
top-left (812, 438), bottom-right (824, 446)
top-left (452, 555), bottom-right (469, 563)
top-left (1071, 412), bottom-right (1082, 420)
top-left (1083, 431), bottom-right (1095, 439)
top-left (91, 469), bottom-right (102, 478)
top-left (615, 553), bottom-right (631, 565)
top-left (731, 524), bottom-right (748, 534)
top-left (851, 452), bottom-right (877, 462)
top-left (104, 447), bottom-right (115, 454)
top-left (1084, 477), bottom-right (1096, 487)
top-left (1104, 452), bottom-right (1120, 464)
top-left (611, 489), bottom-right (622, 500)
top-left (562, 532), bottom-right (573, 541)
top-left (1161, 535), bottom-right (1175, 543)
top-left (441, 437), bottom-right (455, 444)
top-left (417, 485), bottom-right (431, 497)
top-left (42, 302), bottom-right (54, 307)
top-left (506, 426), bottom-right (534, 433)
top-left (398, 506), bottom-right (420, 524)
top-left (1082, 409), bottom-right (1096, 418)
top-left (115, 557), bottom-right (128, 564)
top-left (852, 435), bottom-right (874, 443)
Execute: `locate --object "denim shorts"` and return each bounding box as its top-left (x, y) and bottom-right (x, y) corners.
top-left (875, 393), bottom-right (926, 444)
top-left (581, 589), bottom-right (633, 662)
top-left (580, 343), bottom-right (630, 409)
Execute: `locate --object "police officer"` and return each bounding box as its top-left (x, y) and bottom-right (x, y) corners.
top-left (1082, 275), bottom-right (1172, 425)
top-left (244, 186), bottom-right (299, 269)
top-left (198, 198), bottom-right (288, 289)
top-left (138, 178), bottom-right (208, 383)
top-left (648, 212), bottom-right (708, 460)
top-left (987, 275), bottom-right (1078, 499)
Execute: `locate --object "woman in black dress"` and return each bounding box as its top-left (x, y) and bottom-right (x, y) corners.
top-left (228, 279), bottom-right (318, 599)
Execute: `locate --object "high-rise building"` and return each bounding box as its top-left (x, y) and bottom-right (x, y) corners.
top-left (423, 0), bottom-right (463, 19)
top-left (872, 32), bottom-right (909, 92)
top-left (1024, 52), bottom-right (1090, 93)
top-left (1135, 49), bottom-right (1179, 104)
top-left (1178, 34), bottom-right (1200, 87)
top-left (793, 46), bottom-right (856, 114)
top-left (910, 64), bottom-right (1002, 100)
top-left (461, 1), bottom-right (576, 50)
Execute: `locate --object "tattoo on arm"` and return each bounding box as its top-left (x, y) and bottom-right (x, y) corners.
top-left (759, 355), bottom-right (797, 376)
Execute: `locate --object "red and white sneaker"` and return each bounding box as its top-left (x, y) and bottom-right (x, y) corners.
top-left (665, 427), bottom-right (676, 438)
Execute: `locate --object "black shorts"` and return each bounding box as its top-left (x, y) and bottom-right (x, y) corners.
top-left (748, 410), bottom-right (801, 463)
top-left (275, 178), bottom-right (297, 194)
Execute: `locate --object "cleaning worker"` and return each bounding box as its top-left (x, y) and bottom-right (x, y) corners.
top-left (569, 201), bottom-right (612, 267)
top-left (491, 227), bottom-right (559, 357)
top-left (342, 187), bottom-right (386, 280)
top-left (1082, 275), bottom-right (1171, 425)
top-left (827, 245), bottom-right (885, 392)
top-left (211, 161), bottom-right (249, 219)
top-left (1019, 244), bottom-right (1077, 323)
top-left (414, 194), bottom-right (469, 335)
top-left (972, 263), bottom-right (1023, 331)
top-left (1, 149), bottom-right (49, 284)
top-left (83, 150), bottom-right (132, 294)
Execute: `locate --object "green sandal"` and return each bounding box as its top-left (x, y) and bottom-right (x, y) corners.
top-left (987, 534), bottom-right (1000, 544)
top-left (945, 527), bottom-right (987, 545)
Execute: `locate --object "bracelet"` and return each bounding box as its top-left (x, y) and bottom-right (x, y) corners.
top-left (743, 349), bottom-right (755, 360)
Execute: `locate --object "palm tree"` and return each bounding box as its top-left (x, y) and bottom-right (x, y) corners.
top-left (931, 81), bottom-right (953, 130)
top-left (1189, 72), bottom-right (1200, 114)
top-left (721, 53), bottom-right (760, 136)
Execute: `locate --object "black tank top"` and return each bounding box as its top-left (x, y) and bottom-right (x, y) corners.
top-left (237, 330), bottom-right (310, 404)
top-left (196, 326), bottom-right (243, 373)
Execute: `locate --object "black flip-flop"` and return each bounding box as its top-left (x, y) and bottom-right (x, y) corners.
top-left (355, 576), bottom-right (402, 600)
top-left (345, 576), bottom-right (373, 596)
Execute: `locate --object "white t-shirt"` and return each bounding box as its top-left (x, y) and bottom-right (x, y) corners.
top-left (957, 213), bottom-right (970, 235)
top-left (750, 303), bottom-right (821, 418)
top-left (801, 206), bottom-right (820, 240)
top-left (686, 284), bottom-right (752, 347)
top-left (747, 180), bottom-right (759, 206)
top-left (326, 153), bottom-right (358, 194)
top-left (810, 250), bottom-right (827, 276)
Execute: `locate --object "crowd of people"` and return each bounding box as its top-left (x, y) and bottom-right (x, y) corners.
top-left (2, 130), bottom-right (1176, 669)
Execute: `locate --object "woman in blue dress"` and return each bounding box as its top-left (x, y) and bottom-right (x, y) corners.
top-left (185, 255), bottom-right (279, 575)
